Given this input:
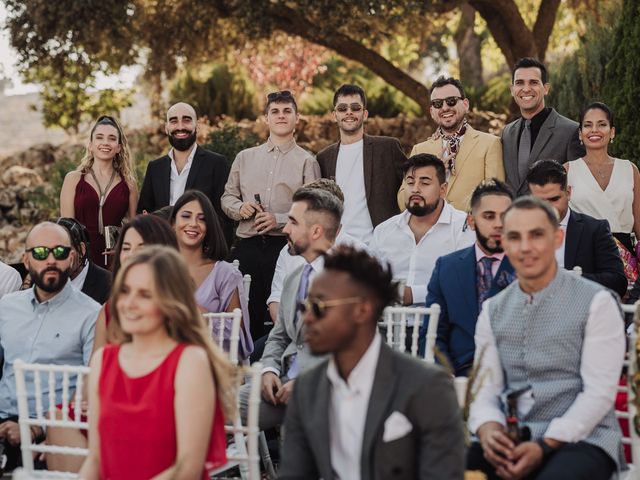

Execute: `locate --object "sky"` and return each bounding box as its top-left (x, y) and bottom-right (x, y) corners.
top-left (0, 4), bottom-right (139, 96)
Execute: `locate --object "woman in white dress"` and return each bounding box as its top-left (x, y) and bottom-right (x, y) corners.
top-left (565, 102), bottom-right (640, 281)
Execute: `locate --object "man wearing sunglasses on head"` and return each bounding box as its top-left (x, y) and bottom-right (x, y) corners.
top-left (279, 245), bottom-right (465, 479)
top-left (222, 90), bottom-right (320, 341)
top-left (0, 222), bottom-right (99, 473)
top-left (408, 76), bottom-right (504, 211)
top-left (317, 84), bottom-right (406, 245)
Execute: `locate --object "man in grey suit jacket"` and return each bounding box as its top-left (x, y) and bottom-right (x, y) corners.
top-left (316, 84), bottom-right (406, 244)
top-left (280, 245), bottom-right (465, 480)
top-left (240, 188), bottom-right (343, 429)
top-left (502, 57), bottom-right (585, 196)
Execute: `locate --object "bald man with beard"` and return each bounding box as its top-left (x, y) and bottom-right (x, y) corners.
top-left (137, 102), bottom-right (233, 244)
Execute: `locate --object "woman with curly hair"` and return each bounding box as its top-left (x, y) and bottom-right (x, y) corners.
top-left (60, 115), bottom-right (138, 267)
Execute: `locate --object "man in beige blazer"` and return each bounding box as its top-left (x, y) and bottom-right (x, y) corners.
top-left (407, 76), bottom-right (504, 211)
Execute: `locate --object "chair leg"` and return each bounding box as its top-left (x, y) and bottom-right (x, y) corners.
top-left (258, 431), bottom-right (276, 479)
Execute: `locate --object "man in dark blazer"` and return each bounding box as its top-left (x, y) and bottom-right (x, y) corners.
top-left (420, 179), bottom-right (515, 376)
top-left (280, 245), bottom-right (465, 480)
top-left (56, 217), bottom-right (111, 304)
top-left (527, 159), bottom-right (626, 297)
top-left (137, 102), bottom-right (232, 243)
top-left (502, 57), bottom-right (585, 196)
top-left (316, 84), bottom-right (406, 244)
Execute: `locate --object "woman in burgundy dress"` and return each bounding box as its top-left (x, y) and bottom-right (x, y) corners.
top-left (79, 246), bottom-right (234, 479)
top-left (60, 115), bottom-right (138, 268)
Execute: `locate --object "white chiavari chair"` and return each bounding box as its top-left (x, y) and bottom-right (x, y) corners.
top-left (381, 304), bottom-right (441, 363)
top-left (572, 265), bottom-right (583, 275)
top-left (204, 309), bottom-right (243, 364)
top-left (617, 303), bottom-right (640, 477)
top-left (209, 363), bottom-right (262, 480)
top-left (14, 360), bottom-right (90, 479)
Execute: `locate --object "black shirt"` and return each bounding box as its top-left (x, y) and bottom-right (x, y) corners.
top-left (517, 107), bottom-right (552, 153)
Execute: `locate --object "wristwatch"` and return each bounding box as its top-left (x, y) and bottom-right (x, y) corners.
top-left (536, 438), bottom-right (555, 459)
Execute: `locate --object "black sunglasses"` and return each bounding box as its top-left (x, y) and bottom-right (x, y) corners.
top-left (27, 246), bottom-right (72, 261)
top-left (267, 90), bottom-right (293, 101)
top-left (297, 297), bottom-right (362, 318)
top-left (335, 103), bottom-right (364, 113)
top-left (430, 96), bottom-right (464, 109)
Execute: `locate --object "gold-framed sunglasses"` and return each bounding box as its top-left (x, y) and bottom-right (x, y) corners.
top-left (297, 297), bottom-right (362, 318)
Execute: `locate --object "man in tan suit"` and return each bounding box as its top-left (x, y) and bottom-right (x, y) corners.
top-left (408, 77), bottom-right (504, 211)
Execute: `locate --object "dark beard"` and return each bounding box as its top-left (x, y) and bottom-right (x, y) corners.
top-left (407, 198), bottom-right (440, 217)
top-left (287, 236), bottom-right (307, 256)
top-left (476, 229), bottom-right (503, 254)
top-left (30, 266), bottom-right (70, 293)
top-left (168, 130), bottom-right (197, 151)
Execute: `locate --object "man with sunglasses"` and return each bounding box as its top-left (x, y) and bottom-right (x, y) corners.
top-left (137, 102), bottom-right (233, 244)
top-left (0, 222), bottom-right (99, 472)
top-left (55, 217), bottom-right (112, 304)
top-left (409, 76), bottom-right (504, 211)
top-left (222, 90), bottom-right (320, 341)
top-left (317, 84), bottom-right (406, 245)
top-left (279, 245), bottom-right (465, 479)
top-left (239, 187), bottom-right (341, 431)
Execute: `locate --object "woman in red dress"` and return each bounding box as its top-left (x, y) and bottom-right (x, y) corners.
top-left (79, 246), bottom-right (235, 479)
top-left (60, 115), bottom-right (138, 268)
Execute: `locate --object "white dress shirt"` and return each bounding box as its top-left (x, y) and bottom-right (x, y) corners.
top-left (0, 261), bottom-right (21, 299)
top-left (70, 262), bottom-right (90, 291)
top-left (335, 140), bottom-right (375, 244)
top-left (370, 202), bottom-right (475, 303)
top-left (555, 208), bottom-right (570, 268)
top-left (267, 231), bottom-right (369, 306)
top-left (328, 332), bottom-right (381, 480)
top-left (168, 144), bottom-right (198, 205)
top-left (469, 289), bottom-right (625, 442)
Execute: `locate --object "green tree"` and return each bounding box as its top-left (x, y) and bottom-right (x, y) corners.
top-left (24, 56), bottom-right (132, 136)
top-left (604, 0), bottom-right (640, 162)
top-left (4, 0), bottom-right (568, 115)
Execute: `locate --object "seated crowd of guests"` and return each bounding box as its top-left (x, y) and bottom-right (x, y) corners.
top-left (0, 55), bottom-right (635, 479)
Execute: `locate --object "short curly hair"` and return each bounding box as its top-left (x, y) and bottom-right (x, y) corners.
top-left (323, 244), bottom-right (398, 318)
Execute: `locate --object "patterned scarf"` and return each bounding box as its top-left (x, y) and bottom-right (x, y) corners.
top-left (431, 119), bottom-right (468, 176)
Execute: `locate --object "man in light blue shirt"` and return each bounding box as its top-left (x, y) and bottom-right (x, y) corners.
top-left (0, 222), bottom-right (99, 471)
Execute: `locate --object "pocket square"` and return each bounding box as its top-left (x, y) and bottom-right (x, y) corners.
top-left (382, 411), bottom-right (413, 443)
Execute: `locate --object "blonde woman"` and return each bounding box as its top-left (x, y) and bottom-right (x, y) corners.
top-left (60, 115), bottom-right (138, 267)
top-left (79, 246), bottom-right (234, 479)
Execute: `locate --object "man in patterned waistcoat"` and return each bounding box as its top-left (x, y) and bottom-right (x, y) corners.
top-left (467, 196), bottom-right (626, 479)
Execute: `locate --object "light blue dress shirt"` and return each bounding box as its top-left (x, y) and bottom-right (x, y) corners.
top-left (0, 281), bottom-right (99, 418)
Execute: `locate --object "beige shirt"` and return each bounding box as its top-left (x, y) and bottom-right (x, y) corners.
top-left (221, 137), bottom-right (320, 238)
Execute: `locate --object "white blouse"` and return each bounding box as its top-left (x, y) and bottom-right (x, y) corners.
top-left (567, 157), bottom-right (634, 233)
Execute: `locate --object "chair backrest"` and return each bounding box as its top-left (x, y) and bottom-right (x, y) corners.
top-left (14, 360), bottom-right (90, 477)
top-left (619, 302), bottom-right (640, 468)
top-left (381, 304), bottom-right (441, 363)
top-left (242, 274), bottom-right (251, 304)
top-left (203, 308), bottom-right (243, 364)
top-left (219, 363), bottom-right (262, 480)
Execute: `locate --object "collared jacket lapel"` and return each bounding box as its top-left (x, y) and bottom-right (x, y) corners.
top-left (456, 246), bottom-right (480, 322)
top-left (564, 209), bottom-right (582, 269)
top-left (360, 342), bottom-right (397, 480)
top-left (157, 156), bottom-right (172, 206)
top-left (362, 134), bottom-right (374, 202)
top-left (448, 126), bottom-right (479, 194)
top-left (184, 145), bottom-right (203, 191)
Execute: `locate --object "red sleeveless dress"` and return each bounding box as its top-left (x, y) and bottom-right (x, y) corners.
top-left (74, 174), bottom-right (129, 268)
top-left (98, 343), bottom-right (227, 479)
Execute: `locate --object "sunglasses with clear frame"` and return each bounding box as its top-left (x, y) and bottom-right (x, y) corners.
top-left (334, 103), bottom-right (364, 113)
top-left (297, 297), bottom-right (362, 318)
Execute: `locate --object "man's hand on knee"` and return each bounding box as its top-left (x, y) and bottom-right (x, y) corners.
top-left (275, 380), bottom-right (295, 405)
top-left (261, 372), bottom-right (282, 405)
